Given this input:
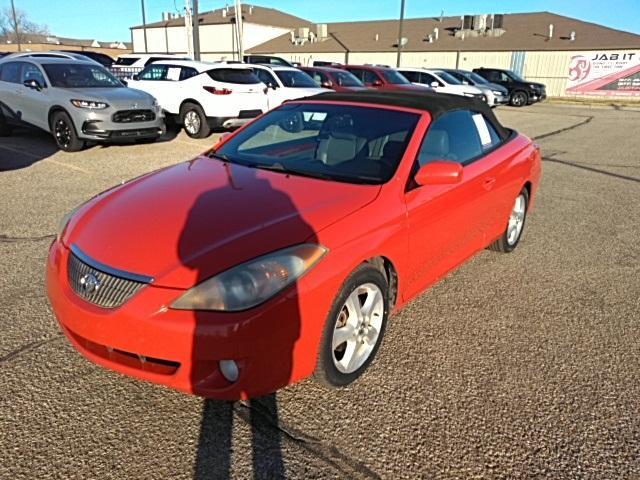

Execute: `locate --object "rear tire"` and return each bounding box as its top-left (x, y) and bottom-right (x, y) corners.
top-left (180, 102), bottom-right (210, 139)
top-left (488, 188), bottom-right (529, 253)
top-left (314, 264), bottom-right (389, 388)
top-left (510, 91), bottom-right (528, 107)
top-left (51, 111), bottom-right (85, 152)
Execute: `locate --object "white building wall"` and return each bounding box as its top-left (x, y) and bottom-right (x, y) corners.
top-left (132, 22), bottom-right (292, 59)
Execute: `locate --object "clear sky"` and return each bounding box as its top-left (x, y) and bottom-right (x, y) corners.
top-left (6, 0), bottom-right (640, 41)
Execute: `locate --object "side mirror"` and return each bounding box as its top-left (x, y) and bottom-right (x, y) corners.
top-left (321, 81), bottom-right (333, 88)
top-left (372, 79), bottom-right (383, 87)
top-left (23, 79), bottom-right (42, 91)
top-left (132, 74), bottom-right (139, 81)
top-left (430, 81), bottom-right (440, 88)
top-left (268, 82), bottom-right (278, 90)
top-left (415, 161), bottom-right (463, 186)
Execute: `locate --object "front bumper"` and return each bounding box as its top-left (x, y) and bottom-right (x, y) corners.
top-left (45, 240), bottom-right (334, 399)
top-left (74, 108), bottom-right (165, 141)
top-left (529, 91), bottom-right (547, 103)
top-left (493, 94), bottom-right (510, 106)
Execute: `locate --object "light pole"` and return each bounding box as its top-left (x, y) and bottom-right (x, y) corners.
top-left (192, 0), bottom-right (201, 61)
top-left (140, 0), bottom-right (148, 53)
top-left (10, 0), bottom-right (21, 52)
top-left (395, 0), bottom-right (406, 67)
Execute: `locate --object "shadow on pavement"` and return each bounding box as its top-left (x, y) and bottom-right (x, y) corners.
top-left (177, 158), bottom-right (318, 479)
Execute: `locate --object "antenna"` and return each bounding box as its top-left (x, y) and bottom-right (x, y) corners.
top-left (440, 9), bottom-right (444, 22)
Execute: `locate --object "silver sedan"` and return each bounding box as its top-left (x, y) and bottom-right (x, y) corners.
top-left (0, 57), bottom-right (165, 151)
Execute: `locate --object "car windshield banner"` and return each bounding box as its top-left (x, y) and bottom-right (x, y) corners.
top-left (566, 51), bottom-right (640, 97)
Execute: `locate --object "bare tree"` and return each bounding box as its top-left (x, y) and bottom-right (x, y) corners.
top-left (0, 6), bottom-right (50, 50)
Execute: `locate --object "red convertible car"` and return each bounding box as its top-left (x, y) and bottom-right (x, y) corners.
top-left (46, 91), bottom-right (541, 399)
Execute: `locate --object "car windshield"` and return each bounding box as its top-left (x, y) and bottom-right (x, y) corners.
top-left (464, 71), bottom-right (489, 84)
top-left (214, 103), bottom-right (419, 184)
top-left (380, 69), bottom-right (410, 84)
top-left (434, 71), bottom-right (462, 85)
top-left (274, 70), bottom-right (317, 88)
top-left (506, 70), bottom-right (525, 82)
top-left (333, 70), bottom-right (363, 87)
top-left (43, 63), bottom-right (123, 88)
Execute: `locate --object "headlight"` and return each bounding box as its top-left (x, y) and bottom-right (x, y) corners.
top-left (492, 90), bottom-right (503, 95)
top-left (152, 99), bottom-right (161, 113)
top-left (172, 244), bottom-right (327, 311)
top-left (70, 99), bottom-right (109, 109)
top-left (529, 84), bottom-right (538, 90)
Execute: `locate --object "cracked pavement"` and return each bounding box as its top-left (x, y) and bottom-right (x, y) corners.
top-left (1, 104), bottom-right (639, 479)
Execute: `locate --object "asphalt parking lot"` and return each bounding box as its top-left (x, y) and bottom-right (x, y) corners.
top-left (1, 103), bottom-right (639, 479)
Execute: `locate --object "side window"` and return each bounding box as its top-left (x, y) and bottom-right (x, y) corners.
top-left (0, 62), bottom-right (22, 83)
top-left (416, 110), bottom-right (484, 166)
top-left (401, 71), bottom-right (420, 83)
top-left (21, 63), bottom-right (46, 86)
top-left (308, 70), bottom-right (323, 86)
top-left (500, 71), bottom-right (512, 83)
top-left (138, 64), bottom-right (168, 81)
top-left (254, 69), bottom-right (278, 87)
top-left (180, 67), bottom-right (198, 81)
top-left (362, 70), bottom-right (380, 85)
top-left (471, 113), bottom-right (502, 151)
top-left (420, 72), bottom-right (440, 86)
top-left (482, 70), bottom-right (499, 82)
top-left (346, 68), bottom-right (364, 82)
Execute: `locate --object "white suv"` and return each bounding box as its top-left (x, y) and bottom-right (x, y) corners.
top-left (249, 65), bottom-right (330, 110)
top-left (127, 60), bottom-right (269, 138)
top-left (397, 67), bottom-right (486, 101)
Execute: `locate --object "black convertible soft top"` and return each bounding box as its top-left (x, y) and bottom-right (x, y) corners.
top-left (307, 90), bottom-right (511, 141)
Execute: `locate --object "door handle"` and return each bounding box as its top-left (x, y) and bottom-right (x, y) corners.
top-left (483, 177), bottom-right (496, 190)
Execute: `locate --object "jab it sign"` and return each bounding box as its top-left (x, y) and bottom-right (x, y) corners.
top-left (565, 51), bottom-right (640, 96)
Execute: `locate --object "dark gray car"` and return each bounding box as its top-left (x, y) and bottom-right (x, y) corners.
top-left (0, 57), bottom-right (164, 151)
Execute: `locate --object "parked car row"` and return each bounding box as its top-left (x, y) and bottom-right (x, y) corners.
top-left (0, 51), bottom-right (546, 152)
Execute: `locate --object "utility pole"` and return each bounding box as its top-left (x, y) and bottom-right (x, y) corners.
top-left (184, 0), bottom-right (194, 58)
top-left (395, 0), bottom-right (406, 67)
top-left (235, 0), bottom-right (244, 60)
top-left (10, 0), bottom-right (21, 52)
top-left (140, 0), bottom-right (148, 53)
top-left (192, 0), bottom-right (201, 61)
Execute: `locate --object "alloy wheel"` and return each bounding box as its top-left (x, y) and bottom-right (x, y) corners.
top-left (184, 110), bottom-right (201, 135)
top-left (331, 283), bottom-right (384, 374)
top-left (512, 92), bottom-right (526, 106)
top-left (54, 119), bottom-right (72, 149)
top-left (507, 194), bottom-right (526, 245)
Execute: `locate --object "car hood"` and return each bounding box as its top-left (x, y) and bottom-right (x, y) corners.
top-left (484, 82), bottom-right (509, 94)
top-left (64, 157), bottom-right (380, 288)
top-left (64, 87), bottom-right (155, 107)
top-left (391, 84), bottom-right (433, 92)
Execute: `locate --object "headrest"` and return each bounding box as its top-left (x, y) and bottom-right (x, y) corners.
top-left (422, 129), bottom-right (449, 157)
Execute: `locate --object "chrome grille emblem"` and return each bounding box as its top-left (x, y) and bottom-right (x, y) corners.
top-left (79, 272), bottom-right (101, 295)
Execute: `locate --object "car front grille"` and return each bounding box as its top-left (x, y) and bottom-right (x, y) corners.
top-left (67, 247), bottom-right (150, 308)
top-left (112, 109), bottom-right (156, 123)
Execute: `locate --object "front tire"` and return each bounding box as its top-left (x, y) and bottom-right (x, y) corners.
top-left (0, 111), bottom-right (12, 137)
top-left (510, 91), bottom-right (528, 107)
top-left (314, 264), bottom-right (389, 388)
top-left (51, 111), bottom-right (85, 152)
top-left (180, 102), bottom-right (210, 139)
top-left (489, 188), bottom-right (529, 253)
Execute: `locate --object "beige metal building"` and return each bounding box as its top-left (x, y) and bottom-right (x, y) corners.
top-left (130, 7), bottom-right (640, 98)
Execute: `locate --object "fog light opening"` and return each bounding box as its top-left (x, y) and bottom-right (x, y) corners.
top-left (219, 360), bottom-right (239, 383)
